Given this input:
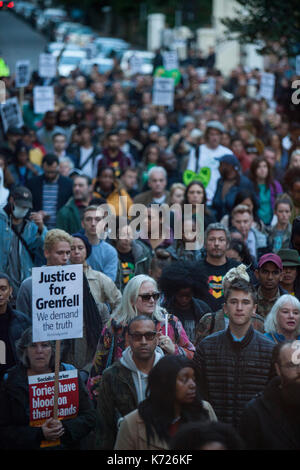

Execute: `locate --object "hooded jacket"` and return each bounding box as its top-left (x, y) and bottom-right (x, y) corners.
top-left (95, 346), bottom-right (164, 449)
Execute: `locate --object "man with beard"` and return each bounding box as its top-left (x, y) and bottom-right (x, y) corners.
top-left (239, 340), bottom-right (300, 449)
top-left (97, 131), bottom-right (132, 179)
top-left (193, 223), bottom-right (240, 312)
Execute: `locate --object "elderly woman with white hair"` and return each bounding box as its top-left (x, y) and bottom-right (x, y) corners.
top-left (264, 294), bottom-right (300, 343)
top-left (87, 274), bottom-right (195, 402)
top-left (195, 264), bottom-right (265, 345)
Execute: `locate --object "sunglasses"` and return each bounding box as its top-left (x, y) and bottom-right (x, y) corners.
top-left (138, 292), bottom-right (160, 302)
top-left (128, 331), bottom-right (157, 341)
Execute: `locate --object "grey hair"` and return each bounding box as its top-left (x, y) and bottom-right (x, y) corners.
top-left (15, 327), bottom-right (55, 369)
top-left (111, 274), bottom-right (164, 325)
top-left (204, 222), bottom-right (231, 245)
top-left (59, 156), bottom-right (74, 169)
top-left (148, 166), bottom-right (167, 181)
top-left (264, 295), bottom-right (300, 335)
top-left (222, 264), bottom-right (250, 289)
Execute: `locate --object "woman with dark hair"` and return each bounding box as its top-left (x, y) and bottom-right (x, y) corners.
top-left (221, 188), bottom-right (263, 232)
top-left (226, 239), bottom-right (255, 269)
top-left (268, 131), bottom-right (289, 170)
top-left (158, 261), bottom-right (211, 344)
top-left (137, 143), bottom-right (160, 191)
top-left (8, 141), bottom-right (42, 187)
top-left (0, 328), bottom-right (95, 450)
top-left (183, 180), bottom-right (216, 230)
top-left (169, 421), bottom-right (244, 450)
top-left (248, 156), bottom-right (283, 225)
top-left (114, 355), bottom-right (216, 450)
top-left (66, 233), bottom-right (122, 383)
top-left (92, 165), bottom-right (132, 216)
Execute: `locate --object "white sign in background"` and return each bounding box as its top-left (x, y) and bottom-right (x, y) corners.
top-left (152, 77), bottom-right (175, 107)
top-left (33, 86), bottom-right (55, 114)
top-left (32, 264), bottom-right (83, 342)
top-left (259, 72), bottom-right (275, 101)
top-left (39, 53), bottom-right (57, 78)
top-left (0, 96), bottom-right (24, 133)
top-left (163, 51), bottom-right (178, 71)
top-left (15, 60), bottom-right (31, 88)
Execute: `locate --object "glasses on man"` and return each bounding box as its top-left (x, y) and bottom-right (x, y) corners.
top-left (138, 292), bottom-right (160, 302)
top-left (128, 331), bottom-right (157, 341)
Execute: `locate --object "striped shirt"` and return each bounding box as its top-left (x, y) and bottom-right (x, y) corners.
top-left (42, 181), bottom-right (58, 229)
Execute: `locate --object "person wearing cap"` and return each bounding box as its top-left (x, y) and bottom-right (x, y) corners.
top-left (277, 249), bottom-right (300, 299)
top-left (185, 120), bottom-right (234, 205)
top-left (255, 253), bottom-right (287, 319)
top-left (0, 186), bottom-right (47, 304)
top-left (212, 154), bottom-right (256, 220)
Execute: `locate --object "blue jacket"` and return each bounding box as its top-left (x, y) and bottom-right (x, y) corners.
top-left (212, 174), bottom-right (257, 221)
top-left (0, 208), bottom-right (47, 283)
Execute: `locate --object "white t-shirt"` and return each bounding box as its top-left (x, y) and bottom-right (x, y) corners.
top-left (79, 147), bottom-right (101, 178)
top-left (186, 144), bottom-right (233, 204)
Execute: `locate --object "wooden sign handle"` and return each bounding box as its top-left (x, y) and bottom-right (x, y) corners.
top-left (53, 340), bottom-right (61, 420)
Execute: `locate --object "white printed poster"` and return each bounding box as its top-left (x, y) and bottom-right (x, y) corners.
top-left (163, 51), bottom-right (178, 71)
top-left (32, 264), bottom-right (83, 342)
top-left (152, 77), bottom-right (174, 107)
top-left (15, 60), bottom-right (31, 88)
top-left (259, 72), bottom-right (275, 101)
top-left (0, 97), bottom-right (24, 133)
top-left (39, 53), bottom-right (57, 78)
top-left (33, 86), bottom-right (55, 114)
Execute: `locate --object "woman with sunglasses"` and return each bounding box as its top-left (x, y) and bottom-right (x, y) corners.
top-left (87, 275), bottom-right (195, 403)
top-left (114, 355), bottom-right (217, 450)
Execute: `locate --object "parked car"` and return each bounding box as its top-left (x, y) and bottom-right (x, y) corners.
top-left (54, 21), bottom-right (79, 42)
top-left (92, 37), bottom-right (129, 59)
top-left (66, 25), bottom-right (96, 46)
top-left (120, 50), bottom-right (154, 75)
top-left (58, 49), bottom-right (87, 77)
top-left (36, 8), bottom-right (68, 32)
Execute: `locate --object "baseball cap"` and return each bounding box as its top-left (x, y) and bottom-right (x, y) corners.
top-left (206, 120), bottom-right (225, 133)
top-left (258, 253), bottom-right (283, 270)
top-left (216, 154), bottom-right (240, 171)
top-left (11, 186), bottom-right (33, 209)
top-left (277, 249), bottom-right (300, 267)
top-left (148, 125), bottom-right (160, 134)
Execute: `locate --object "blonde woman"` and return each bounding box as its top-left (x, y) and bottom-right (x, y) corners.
top-left (87, 274), bottom-right (195, 402)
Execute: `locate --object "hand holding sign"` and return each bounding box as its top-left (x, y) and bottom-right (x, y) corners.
top-left (41, 418), bottom-right (65, 441)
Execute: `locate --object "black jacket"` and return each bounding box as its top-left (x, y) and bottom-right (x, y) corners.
top-left (26, 174), bottom-right (73, 213)
top-left (239, 377), bottom-right (300, 449)
top-left (0, 363), bottom-right (95, 450)
top-left (193, 326), bottom-right (275, 428)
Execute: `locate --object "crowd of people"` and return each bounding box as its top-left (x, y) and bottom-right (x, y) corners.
top-left (0, 43), bottom-right (300, 451)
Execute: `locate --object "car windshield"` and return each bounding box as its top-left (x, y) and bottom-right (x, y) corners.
top-left (60, 57), bottom-right (81, 65)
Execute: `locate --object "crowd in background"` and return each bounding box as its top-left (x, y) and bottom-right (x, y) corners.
top-left (0, 45), bottom-right (300, 451)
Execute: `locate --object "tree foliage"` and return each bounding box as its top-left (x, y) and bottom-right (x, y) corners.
top-left (221, 0), bottom-right (300, 57)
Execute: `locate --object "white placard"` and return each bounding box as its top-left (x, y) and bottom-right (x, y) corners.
top-left (39, 53), bottom-right (57, 78)
top-left (163, 51), bottom-right (178, 71)
top-left (15, 60), bottom-right (31, 88)
top-left (152, 77), bottom-right (175, 107)
top-left (129, 54), bottom-right (144, 75)
top-left (33, 86), bottom-right (55, 114)
top-left (259, 72), bottom-right (275, 101)
top-left (207, 76), bottom-right (216, 94)
top-left (32, 264), bottom-right (83, 342)
top-left (296, 55), bottom-right (300, 76)
top-left (0, 97), bottom-right (24, 133)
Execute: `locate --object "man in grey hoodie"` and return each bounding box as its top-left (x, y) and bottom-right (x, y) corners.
top-left (95, 315), bottom-right (164, 449)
